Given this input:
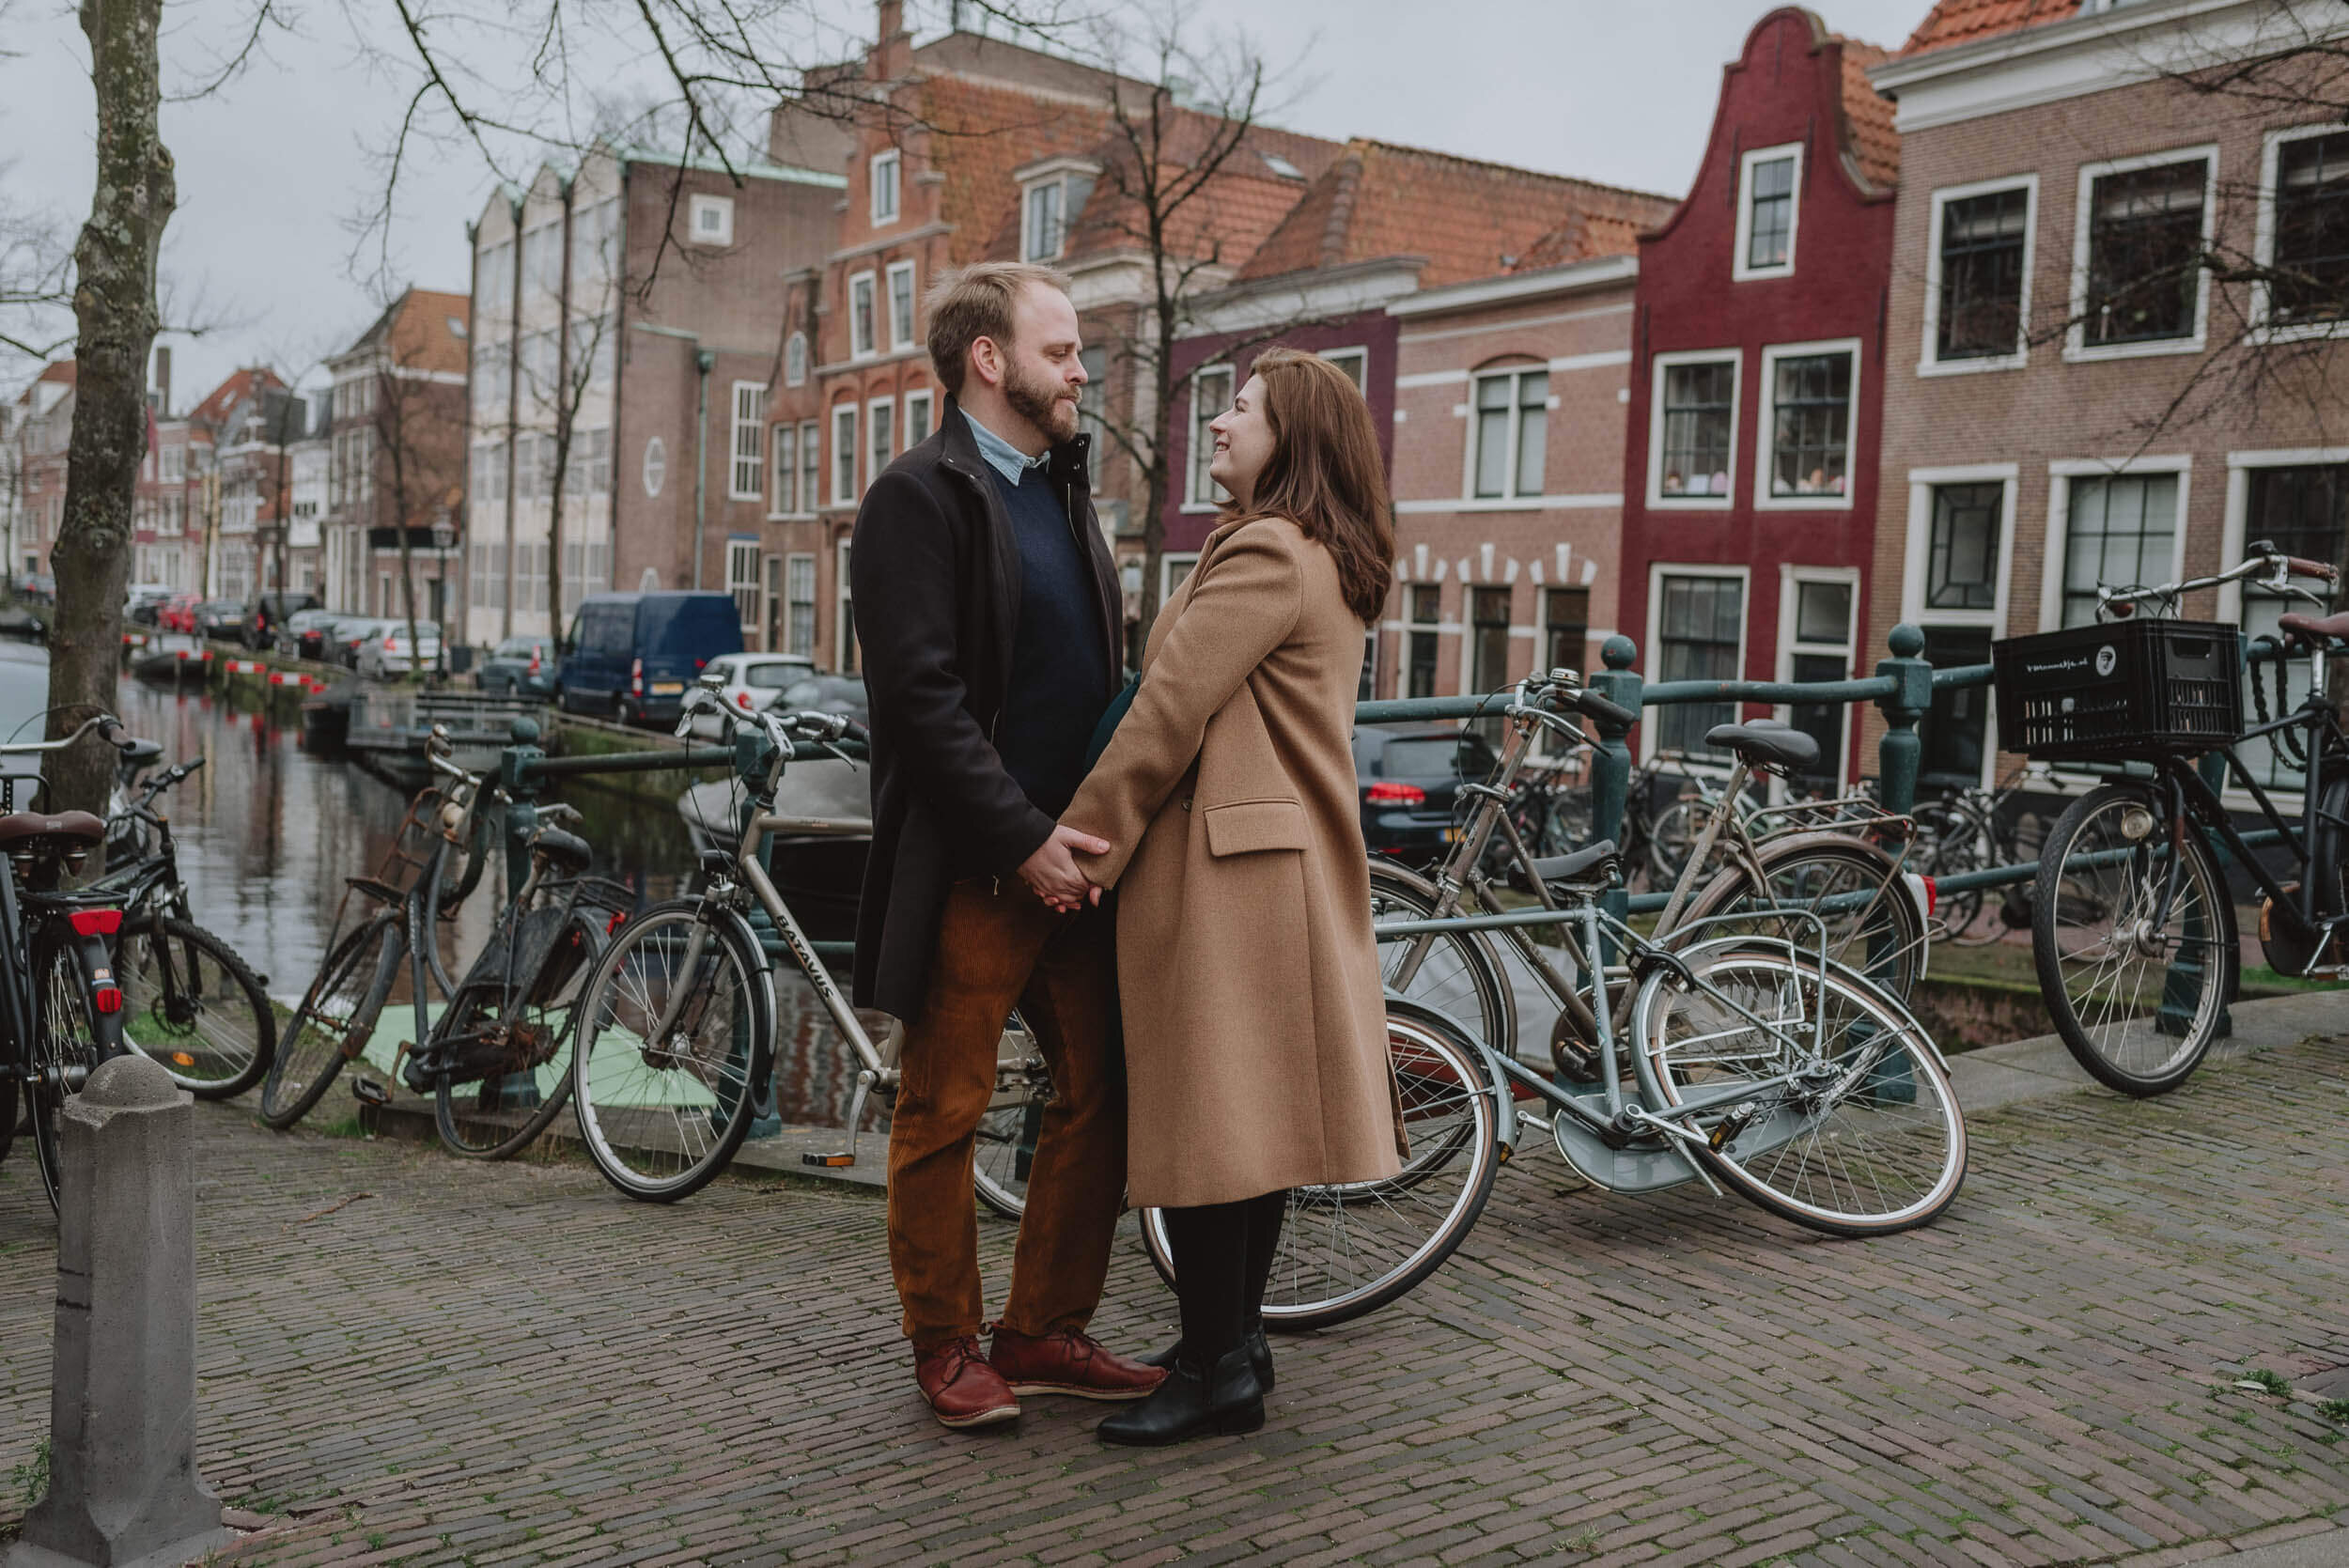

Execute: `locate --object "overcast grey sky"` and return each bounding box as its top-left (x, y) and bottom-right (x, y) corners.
top-left (0, 0), bottom-right (1927, 405)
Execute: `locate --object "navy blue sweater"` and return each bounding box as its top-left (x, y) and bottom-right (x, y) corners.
top-left (991, 463), bottom-right (1112, 817)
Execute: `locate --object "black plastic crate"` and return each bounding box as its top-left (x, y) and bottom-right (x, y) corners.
top-left (1991, 619), bottom-right (2241, 761)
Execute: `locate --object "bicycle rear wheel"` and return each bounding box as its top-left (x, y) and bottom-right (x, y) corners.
top-left (1139, 1005), bottom-right (1500, 1330)
top-left (118, 915), bottom-right (275, 1099)
top-left (1369, 859), bottom-right (1516, 1059)
top-left (972, 1017), bottom-right (1050, 1220)
top-left (569, 901), bottom-right (772, 1202)
top-left (29, 932), bottom-right (124, 1213)
top-left (2031, 784), bottom-right (2234, 1096)
top-left (259, 914), bottom-right (400, 1129)
top-left (432, 912), bottom-right (592, 1158)
top-left (1635, 943), bottom-right (1966, 1236)
top-left (1674, 834), bottom-right (1928, 999)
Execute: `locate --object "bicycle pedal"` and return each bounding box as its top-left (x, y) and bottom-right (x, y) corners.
top-left (801, 1152), bottom-right (856, 1169)
top-left (350, 1078), bottom-right (392, 1108)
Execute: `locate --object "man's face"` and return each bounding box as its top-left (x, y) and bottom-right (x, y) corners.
top-left (993, 284), bottom-right (1086, 443)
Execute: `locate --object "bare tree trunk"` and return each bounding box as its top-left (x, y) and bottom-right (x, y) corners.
top-left (46, 0), bottom-right (175, 815)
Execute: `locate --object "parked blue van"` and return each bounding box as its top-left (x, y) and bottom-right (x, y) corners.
top-left (556, 592), bottom-right (743, 725)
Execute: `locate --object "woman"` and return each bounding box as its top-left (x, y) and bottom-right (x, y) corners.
top-left (1059, 349), bottom-right (1404, 1446)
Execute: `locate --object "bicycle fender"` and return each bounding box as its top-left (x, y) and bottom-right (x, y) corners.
top-left (1381, 990), bottom-right (1519, 1155)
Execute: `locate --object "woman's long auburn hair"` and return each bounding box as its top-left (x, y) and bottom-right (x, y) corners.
top-left (1221, 348), bottom-right (1395, 623)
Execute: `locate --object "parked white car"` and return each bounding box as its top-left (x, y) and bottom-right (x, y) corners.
top-left (357, 619), bottom-right (443, 678)
top-left (686, 653), bottom-right (818, 738)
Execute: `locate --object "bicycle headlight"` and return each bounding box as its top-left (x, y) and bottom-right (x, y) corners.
top-left (2119, 806), bottom-right (2155, 841)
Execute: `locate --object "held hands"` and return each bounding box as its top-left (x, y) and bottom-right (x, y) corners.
top-left (1019, 823), bottom-right (1108, 913)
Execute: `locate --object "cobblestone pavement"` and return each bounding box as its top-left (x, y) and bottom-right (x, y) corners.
top-left (0, 1035), bottom-right (2345, 1568)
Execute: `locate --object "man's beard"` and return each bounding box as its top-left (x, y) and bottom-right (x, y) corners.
top-left (1004, 360), bottom-right (1080, 442)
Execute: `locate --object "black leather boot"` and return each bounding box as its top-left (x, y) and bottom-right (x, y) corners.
top-left (1137, 1324), bottom-right (1274, 1391)
top-left (1097, 1344), bottom-right (1265, 1446)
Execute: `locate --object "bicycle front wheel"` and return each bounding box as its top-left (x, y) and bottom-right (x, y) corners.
top-left (2031, 784), bottom-right (2234, 1096)
top-left (570, 901), bottom-right (773, 1202)
top-left (1635, 943), bottom-right (1966, 1236)
top-left (1369, 859), bottom-right (1516, 1059)
top-left (259, 914), bottom-right (400, 1129)
top-left (432, 912), bottom-right (592, 1159)
top-left (118, 915), bottom-right (276, 1099)
top-left (1138, 1005), bottom-right (1501, 1330)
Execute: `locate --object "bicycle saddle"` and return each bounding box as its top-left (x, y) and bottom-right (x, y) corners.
top-left (531, 825), bottom-right (593, 877)
top-left (0, 810), bottom-right (105, 851)
top-left (1704, 722), bottom-right (1819, 771)
top-left (2278, 610), bottom-right (2349, 644)
top-left (1509, 838), bottom-right (1622, 892)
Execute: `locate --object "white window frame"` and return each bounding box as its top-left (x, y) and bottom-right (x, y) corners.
top-left (1733, 143), bottom-right (1803, 282)
top-left (1160, 551), bottom-right (1200, 604)
top-left (1641, 564), bottom-right (1751, 768)
top-left (1319, 346), bottom-right (1369, 388)
top-left (870, 149), bottom-right (901, 226)
top-left (2066, 145), bottom-right (2217, 363)
top-left (1753, 338), bottom-right (1860, 512)
top-left (1462, 365), bottom-right (1549, 504)
top-left (1022, 179), bottom-right (1066, 263)
top-left (1920, 174), bottom-right (2039, 376)
top-left (1773, 566), bottom-right (1860, 791)
top-left (786, 551), bottom-right (817, 659)
top-left (835, 536), bottom-right (856, 670)
top-left (688, 194), bottom-right (734, 248)
top-left (903, 387), bottom-right (934, 450)
top-left (1900, 463), bottom-right (2020, 632)
top-left (769, 423), bottom-right (797, 520)
top-left (1645, 349), bottom-right (1741, 510)
top-left (2039, 456), bottom-right (2193, 631)
top-left (885, 260), bottom-right (917, 350)
top-left (726, 538), bottom-right (761, 636)
top-left (848, 271), bottom-right (878, 361)
top-left (1183, 364), bottom-right (1233, 512)
top-left (785, 331), bottom-right (808, 387)
top-left (866, 395), bottom-right (896, 483)
top-left (798, 418), bottom-right (820, 516)
top-left (831, 403), bottom-right (859, 506)
top-left (2252, 122), bottom-right (2349, 343)
top-left (728, 380), bottom-right (767, 502)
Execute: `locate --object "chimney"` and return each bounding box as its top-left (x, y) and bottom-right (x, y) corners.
top-left (152, 345), bottom-right (172, 419)
top-left (876, 0), bottom-right (910, 79)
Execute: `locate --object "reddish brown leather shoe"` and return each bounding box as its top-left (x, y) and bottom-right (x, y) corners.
top-left (990, 1327), bottom-right (1167, 1401)
top-left (915, 1337), bottom-right (1020, 1430)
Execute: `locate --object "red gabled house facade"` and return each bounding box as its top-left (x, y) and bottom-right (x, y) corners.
top-left (1618, 8), bottom-right (1899, 786)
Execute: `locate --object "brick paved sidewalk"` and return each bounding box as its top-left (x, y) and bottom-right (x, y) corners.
top-left (0, 1033), bottom-right (2345, 1567)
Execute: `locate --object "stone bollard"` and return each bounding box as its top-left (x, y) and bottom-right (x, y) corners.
top-left (8, 1055), bottom-right (225, 1568)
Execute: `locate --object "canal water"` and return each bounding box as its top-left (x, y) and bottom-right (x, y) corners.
top-left (0, 641), bottom-right (876, 1129)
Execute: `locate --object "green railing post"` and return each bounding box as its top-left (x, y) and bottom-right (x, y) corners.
top-left (500, 715), bottom-right (544, 904)
top-left (1873, 624), bottom-right (1934, 816)
top-left (1587, 634), bottom-right (1642, 851)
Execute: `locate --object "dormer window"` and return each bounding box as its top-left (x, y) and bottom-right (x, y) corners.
top-left (1019, 160), bottom-right (1098, 263)
top-left (870, 149), bottom-right (901, 225)
top-left (1734, 144), bottom-right (1802, 280)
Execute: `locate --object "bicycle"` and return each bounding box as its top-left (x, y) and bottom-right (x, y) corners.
top-left (1911, 764), bottom-right (2055, 946)
top-left (2005, 541), bottom-right (2345, 1097)
top-left (90, 749), bottom-right (277, 1099)
top-left (0, 712), bottom-right (142, 1211)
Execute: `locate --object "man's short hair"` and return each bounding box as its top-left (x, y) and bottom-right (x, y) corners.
top-left (925, 261), bottom-right (1072, 398)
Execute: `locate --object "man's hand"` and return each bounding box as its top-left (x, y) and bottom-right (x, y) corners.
top-left (1019, 824), bottom-right (1110, 912)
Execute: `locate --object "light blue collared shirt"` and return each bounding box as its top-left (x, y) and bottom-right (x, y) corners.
top-left (965, 410), bottom-right (1050, 486)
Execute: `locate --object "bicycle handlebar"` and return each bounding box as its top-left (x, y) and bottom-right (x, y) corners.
top-left (2287, 555), bottom-right (2341, 583)
top-left (0, 712), bottom-right (136, 757)
top-left (1569, 688), bottom-right (1638, 729)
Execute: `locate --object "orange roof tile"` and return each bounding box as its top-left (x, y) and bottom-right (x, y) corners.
top-left (1240, 139), bottom-right (1676, 288)
top-left (183, 366), bottom-right (284, 431)
top-left (1902, 0), bottom-right (2080, 57)
top-left (916, 75), bottom-right (1117, 267)
top-left (1836, 37), bottom-right (1900, 189)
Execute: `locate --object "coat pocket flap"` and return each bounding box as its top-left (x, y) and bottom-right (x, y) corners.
top-left (1203, 798), bottom-right (1310, 857)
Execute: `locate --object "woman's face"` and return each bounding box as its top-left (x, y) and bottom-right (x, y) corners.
top-left (1206, 373), bottom-right (1275, 508)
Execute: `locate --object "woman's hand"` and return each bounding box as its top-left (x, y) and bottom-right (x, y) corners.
top-left (1019, 823), bottom-right (1110, 912)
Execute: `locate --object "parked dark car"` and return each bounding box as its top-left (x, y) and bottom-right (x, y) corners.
top-left (1355, 723), bottom-right (1497, 862)
top-left (477, 635), bottom-right (556, 698)
top-left (243, 590), bottom-right (319, 649)
top-left (195, 599), bottom-right (246, 641)
top-left (556, 592), bottom-right (742, 726)
top-left (275, 608), bottom-right (341, 660)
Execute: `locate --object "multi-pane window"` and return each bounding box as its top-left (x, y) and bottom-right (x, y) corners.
top-left (832, 405), bottom-right (858, 505)
top-left (2061, 473), bottom-right (2178, 627)
top-left (868, 399), bottom-right (894, 483)
top-left (1919, 628), bottom-right (1994, 787)
top-left (1937, 186), bottom-right (2031, 361)
top-left (727, 539), bottom-right (761, 634)
top-left (1785, 578), bottom-right (1853, 784)
top-left (849, 272), bottom-right (877, 359)
top-left (689, 194), bottom-right (732, 246)
top-left (786, 553), bottom-right (817, 658)
top-left (799, 419), bottom-right (820, 515)
top-left (1187, 365), bottom-right (1232, 505)
top-left (1408, 584), bottom-right (1440, 699)
top-left (1471, 369), bottom-right (1548, 500)
top-left (870, 150), bottom-right (901, 225)
top-left (785, 332), bottom-right (808, 387)
top-left (1766, 350), bottom-right (1852, 498)
top-left (1657, 359), bottom-right (1735, 498)
top-left (770, 424), bottom-right (798, 516)
top-left (569, 200), bottom-right (616, 289)
top-left (1024, 180), bottom-right (1065, 261)
top-left (886, 262), bottom-right (916, 349)
top-left (1542, 586), bottom-right (1589, 677)
top-left (904, 389), bottom-right (934, 450)
top-left (1321, 348), bottom-right (1368, 388)
top-left (563, 427), bottom-right (610, 497)
top-left (2270, 131), bottom-right (2349, 325)
top-left (1656, 576), bottom-right (1743, 757)
top-left (2241, 464), bottom-right (2347, 784)
top-left (2084, 158), bottom-right (2207, 346)
top-left (1470, 587), bottom-right (1514, 697)
top-left (1744, 152), bottom-right (1797, 272)
top-left (729, 381), bottom-right (765, 500)
top-left (1925, 481), bottom-right (2004, 611)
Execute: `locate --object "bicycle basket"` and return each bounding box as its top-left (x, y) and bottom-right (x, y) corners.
top-left (1991, 619), bottom-right (2240, 761)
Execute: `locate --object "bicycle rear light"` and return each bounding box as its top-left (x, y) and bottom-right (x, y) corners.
top-left (68, 908), bottom-right (123, 938)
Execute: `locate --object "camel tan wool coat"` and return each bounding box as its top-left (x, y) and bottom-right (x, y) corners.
top-left (1066, 516), bottom-right (1403, 1209)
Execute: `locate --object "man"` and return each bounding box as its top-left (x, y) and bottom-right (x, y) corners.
top-left (849, 262), bottom-right (1162, 1430)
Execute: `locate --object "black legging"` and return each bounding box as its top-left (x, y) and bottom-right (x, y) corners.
top-left (1159, 1188), bottom-right (1286, 1365)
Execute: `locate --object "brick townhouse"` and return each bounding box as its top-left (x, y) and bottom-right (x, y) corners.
top-left (1868, 0), bottom-right (2349, 790)
top-left (320, 287), bottom-right (470, 625)
top-left (765, 2), bottom-right (1341, 671)
top-left (12, 361), bottom-right (74, 580)
top-left (1619, 8), bottom-right (1899, 788)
